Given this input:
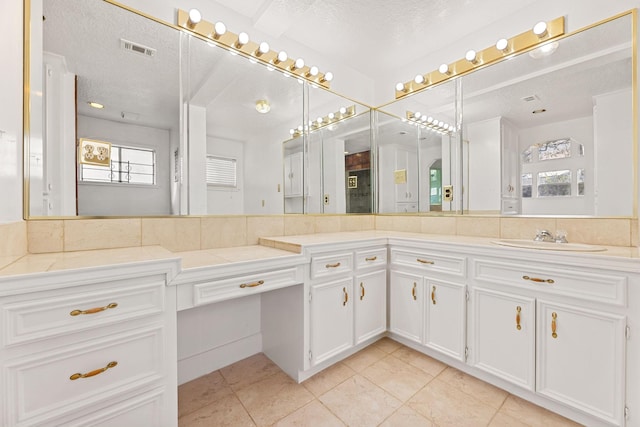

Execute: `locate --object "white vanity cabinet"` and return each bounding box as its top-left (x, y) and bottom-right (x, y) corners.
top-left (470, 255), bottom-right (630, 426)
top-left (0, 260), bottom-right (179, 427)
top-left (389, 245), bottom-right (467, 361)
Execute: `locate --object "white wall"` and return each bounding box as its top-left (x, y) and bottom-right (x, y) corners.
top-left (77, 115), bottom-right (172, 216)
top-left (466, 117), bottom-right (502, 212)
top-left (187, 105), bottom-right (207, 215)
top-left (206, 136), bottom-right (244, 214)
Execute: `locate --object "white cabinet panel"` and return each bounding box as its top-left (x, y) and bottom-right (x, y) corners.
top-left (389, 270), bottom-right (423, 343)
top-left (355, 270), bottom-right (387, 345)
top-left (424, 279), bottom-right (466, 361)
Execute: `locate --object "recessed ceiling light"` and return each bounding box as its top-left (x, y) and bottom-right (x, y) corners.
top-left (255, 99), bottom-right (270, 114)
top-left (88, 102), bottom-right (104, 109)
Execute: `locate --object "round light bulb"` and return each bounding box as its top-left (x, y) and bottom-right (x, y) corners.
top-left (438, 63), bottom-right (449, 74)
top-left (339, 107), bottom-right (347, 115)
top-left (427, 116), bottom-right (433, 123)
top-left (277, 51), bottom-right (288, 63)
top-left (297, 125), bottom-right (303, 131)
top-left (414, 74), bottom-right (425, 84)
top-left (533, 21), bottom-right (548, 37)
top-left (395, 82), bottom-right (405, 92)
top-left (438, 121), bottom-right (444, 127)
top-left (258, 42), bottom-right (270, 54)
top-left (213, 21), bottom-right (226, 37)
top-left (289, 129), bottom-right (295, 135)
top-left (187, 9), bottom-right (202, 27)
top-left (496, 38), bottom-right (509, 52)
top-left (294, 58), bottom-right (305, 69)
top-left (414, 112), bottom-right (422, 120)
top-left (465, 49), bottom-right (477, 63)
top-left (328, 113), bottom-right (335, 120)
top-left (323, 71), bottom-right (334, 82)
top-left (317, 117), bottom-right (323, 124)
top-left (309, 66), bottom-right (319, 77)
top-left (237, 32), bottom-right (249, 46)
top-left (421, 116), bottom-right (427, 122)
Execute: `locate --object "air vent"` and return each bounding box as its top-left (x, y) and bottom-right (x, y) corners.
top-left (521, 95), bottom-right (539, 102)
top-left (120, 38), bottom-right (156, 58)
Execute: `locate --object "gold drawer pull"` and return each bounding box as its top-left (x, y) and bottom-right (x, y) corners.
top-left (326, 262), bottom-right (341, 268)
top-left (360, 282), bottom-right (365, 300)
top-left (240, 280), bottom-right (264, 288)
top-left (551, 312), bottom-right (558, 338)
top-left (70, 302), bottom-right (118, 317)
top-left (343, 287), bottom-right (349, 306)
top-left (522, 275), bottom-right (554, 284)
top-left (431, 285), bottom-right (436, 305)
top-left (365, 256), bottom-right (377, 261)
top-left (412, 282), bottom-right (417, 301)
top-left (417, 258), bottom-right (435, 265)
top-left (70, 361), bottom-right (118, 381)
top-left (516, 306), bottom-right (522, 330)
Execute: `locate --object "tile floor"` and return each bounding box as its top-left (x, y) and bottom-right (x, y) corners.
top-left (178, 338), bottom-right (582, 427)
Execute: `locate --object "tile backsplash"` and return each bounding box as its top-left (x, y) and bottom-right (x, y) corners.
top-left (23, 215), bottom-right (637, 254)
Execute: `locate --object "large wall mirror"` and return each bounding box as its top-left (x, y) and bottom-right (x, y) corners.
top-left (377, 10), bottom-right (636, 217)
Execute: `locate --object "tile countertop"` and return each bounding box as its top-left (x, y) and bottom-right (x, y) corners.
top-left (259, 231), bottom-right (640, 260)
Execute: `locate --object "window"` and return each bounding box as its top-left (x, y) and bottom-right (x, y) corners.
top-left (521, 173), bottom-right (532, 198)
top-left (206, 155), bottom-right (237, 188)
top-left (80, 145), bottom-right (156, 185)
top-left (537, 170), bottom-right (571, 197)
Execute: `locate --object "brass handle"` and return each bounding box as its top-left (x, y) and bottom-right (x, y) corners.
top-left (412, 282), bottom-right (417, 301)
top-left (365, 256), bottom-right (377, 261)
top-left (516, 306), bottom-right (522, 330)
top-left (522, 275), bottom-right (554, 284)
top-left (70, 361), bottom-right (118, 380)
top-left (239, 280), bottom-right (264, 288)
top-left (70, 303), bottom-right (118, 317)
top-left (343, 287), bottom-right (349, 306)
top-left (360, 282), bottom-right (365, 300)
top-left (431, 285), bottom-right (436, 305)
top-left (417, 258), bottom-right (435, 265)
top-left (551, 312), bottom-right (558, 338)
top-left (326, 262), bottom-right (341, 268)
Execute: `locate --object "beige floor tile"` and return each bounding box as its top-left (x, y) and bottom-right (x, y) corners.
top-left (319, 375), bottom-right (402, 427)
top-left (178, 394), bottom-right (255, 427)
top-left (408, 378), bottom-right (498, 427)
top-left (272, 400), bottom-right (345, 427)
top-left (342, 345), bottom-right (387, 372)
top-left (303, 362), bottom-right (355, 397)
top-left (391, 346), bottom-right (447, 377)
top-left (219, 353), bottom-right (281, 391)
top-left (437, 367), bottom-right (508, 409)
top-left (363, 355), bottom-right (434, 401)
top-left (373, 337), bottom-right (403, 354)
top-left (379, 405), bottom-right (435, 427)
top-left (499, 395), bottom-right (583, 426)
top-left (235, 371), bottom-right (314, 426)
top-left (178, 371), bottom-right (233, 418)
top-left (489, 411), bottom-right (530, 427)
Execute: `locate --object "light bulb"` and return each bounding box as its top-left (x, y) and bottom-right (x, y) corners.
top-left (308, 66), bottom-right (319, 77)
top-left (438, 121), bottom-right (444, 127)
top-left (213, 21), bottom-right (226, 38)
top-left (297, 125), bottom-right (303, 131)
top-left (322, 71), bottom-right (334, 82)
top-left (236, 32), bottom-right (249, 47)
top-left (496, 38), bottom-right (509, 52)
top-left (427, 116), bottom-right (433, 123)
top-left (339, 107), bottom-right (347, 115)
top-left (289, 129), bottom-right (295, 135)
top-left (533, 21), bottom-right (548, 38)
top-left (414, 112), bottom-right (422, 119)
top-left (421, 116), bottom-right (427, 122)
top-left (395, 82), bottom-right (406, 92)
top-left (294, 58), bottom-right (305, 69)
top-left (328, 112), bottom-right (335, 120)
top-left (465, 49), bottom-right (477, 63)
top-left (276, 51), bottom-right (288, 64)
top-left (187, 9), bottom-right (201, 28)
top-left (414, 74), bottom-right (425, 84)
top-left (317, 117), bottom-right (323, 124)
top-left (438, 63), bottom-right (449, 75)
top-left (257, 42), bottom-right (270, 56)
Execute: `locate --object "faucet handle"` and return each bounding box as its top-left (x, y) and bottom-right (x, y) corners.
top-left (555, 230), bottom-right (568, 243)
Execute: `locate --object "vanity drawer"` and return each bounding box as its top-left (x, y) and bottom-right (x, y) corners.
top-left (311, 252), bottom-right (354, 280)
top-left (2, 325), bottom-right (165, 427)
top-left (355, 248), bottom-right (387, 270)
top-left (390, 248), bottom-right (466, 278)
top-left (193, 267), bottom-right (302, 306)
top-left (472, 259), bottom-right (627, 306)
top-left (1, 279), bottom-right (165, 348)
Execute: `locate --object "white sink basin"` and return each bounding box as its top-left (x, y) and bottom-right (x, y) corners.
top-left (492, 239), bottom-right (607, 252)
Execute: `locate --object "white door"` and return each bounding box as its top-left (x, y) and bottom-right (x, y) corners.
top-left (354, 270), bottom-right (387, 345)
top-left (424, 279), bottom-right (466, 361)
top-left (537, 300), bottom-right (626, 426)
top-left (389, 270), bottom-right (423, 343)
top-left (310, 278), bottom-right (354, 365)
top-left (471, 287), bottom-right (535, 390)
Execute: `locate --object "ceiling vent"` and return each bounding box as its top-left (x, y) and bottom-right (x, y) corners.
top-left (521, 95), bottom-right (539, 103)
top-left (120, 38), bottom-right (156, 58)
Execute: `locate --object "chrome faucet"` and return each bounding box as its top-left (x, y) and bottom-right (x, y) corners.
top-left (534, 229), bottom-right (568, 243)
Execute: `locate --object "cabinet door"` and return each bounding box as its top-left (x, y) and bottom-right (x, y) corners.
top-left (284, 152), bottom-right (303, 197)
top-left (424, 279), bottom-right (466, 361)
top-left (355, 270), bottom-right (387, 345)
top-left (537, 300), bottom-right (626, 426)
top-left (310, 278), bottom-right (353, 365)
top-left (389, 270), bottom-right (423, 343)
top-left (394, 147), bottom-right (418, 202)
top-left (471, 288), bottom-right (535, 390)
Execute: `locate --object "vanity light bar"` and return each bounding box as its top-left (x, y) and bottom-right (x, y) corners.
top-left (289, 105), bottom-right (356, 138)
top-left (177, 9), bottom-right (333, 89)
top-left (395, 16), bottom-right (565, 99)
top-left (405, 111), bottom-right (455, 135)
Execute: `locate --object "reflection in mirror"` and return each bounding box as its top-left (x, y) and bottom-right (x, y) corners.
top-left (461, 12), bottom-right (633, 216)
top-left (28, 0), bottom-right (181, 216)
top-left (377, 79), bottom-right (461, 214)
top-left (283, 90), bottom-right (372, 214)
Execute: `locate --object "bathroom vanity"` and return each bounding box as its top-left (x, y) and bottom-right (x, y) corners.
top-left (0, 233), bottom-right (638, 426)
